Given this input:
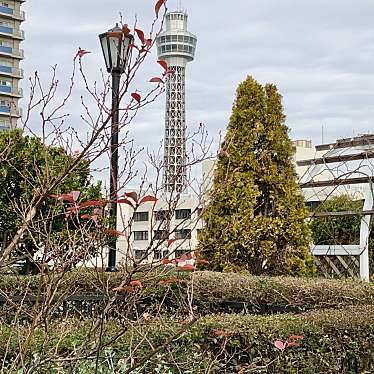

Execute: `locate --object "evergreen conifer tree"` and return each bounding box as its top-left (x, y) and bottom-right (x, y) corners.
top-left (199, 76), bottom-right (314, 275)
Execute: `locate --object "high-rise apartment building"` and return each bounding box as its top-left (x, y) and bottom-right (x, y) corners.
top-left (156, 11), bottom-right (197, 192)
top-left (0, 0), bottom-right (24, 132)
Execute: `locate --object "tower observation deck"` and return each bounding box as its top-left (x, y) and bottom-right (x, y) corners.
top-left (156, 11), bottom-right (197, 192)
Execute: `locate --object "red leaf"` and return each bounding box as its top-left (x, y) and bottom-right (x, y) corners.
top-left (287, 342), bottom-right (300, 348)
top-left (80, 214), bottom-right (91, 219)
top-left (134, 28), bottom-right (145, 44)
top-left (150, 77), bottom-right (164, 84)
top-left (155, 0), bottom-right (166, 17)
top-left (180, 253), bottom-right (193, 261)
top-left (145, 38), bottom-right (152, 47)
top-left (161, 258), bottom-right (173, 265)
top-left (50, 194), bottom-right (74, 203)
top-left (80, 200), bottom-right (106, 208)
top-left (66, 206), bottom-right (80, 214)
top-left (274, 340), bottom-right (287, 351)
top-left (177, 264), bottom-right (194, 271)
top-left (167, 239), bottom-right (175, 247)
top-left (139, 195), bottom-right (157, 205)
top-left (288, 335), bottom-right (304, 341)
top-left (77, 48), bottom-right (91, 58)
top-left (129, 44), bottom-right (139, 50)
top-left (122, 24), bottom-right (131, 36)
top-left (157, 59), bottom-right (168, 71)
top-left (131, 92), bottom-right (141, 103)
top-left (117, 198), bottom-right (135, 208)
top-left (124, 192), bottom-right (139, 202)
top-left (70, 191), bottom-right (81, 202)
top-left (91, 215), bottom-right (99, 225)
top-left (104, 229), bottom-right (124, 237)
top-left (197, 259), bottom-right (209, 265)
top-left (130, 279), bottom-right (143, 288)
top-left (163, 68), bottom-right (174, 77)
top-left (112, 286), bottom-right (134, 293)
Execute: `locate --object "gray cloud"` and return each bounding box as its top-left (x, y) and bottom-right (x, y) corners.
top-left (20, 0), bottom-right (374, 172)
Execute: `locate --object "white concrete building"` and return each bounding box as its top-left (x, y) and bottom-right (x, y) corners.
top-left (0, 0), bottom-right (24, 131)
top-left (116, 193), bottom-right (203, 264)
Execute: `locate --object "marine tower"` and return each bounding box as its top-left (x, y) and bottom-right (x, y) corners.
top-left (156, 11), bottom-right (197, 192)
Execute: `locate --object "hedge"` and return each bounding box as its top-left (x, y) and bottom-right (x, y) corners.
top-left (1, 305), bottom-right (373, 373)
top-left (0, 270), bottom-right (373, 315)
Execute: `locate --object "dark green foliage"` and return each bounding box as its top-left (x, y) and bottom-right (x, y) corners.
top-left (0, 130), bottom-right (102, 272)
top-left (199, 76), bottom-right (313, 275)
top-left (311, 195), bottom-right (362, 246)
top-left (1, 271), bottom-right (373, 317)
top-left (0, 305), bottom-right (373, 373)
top-left (310, 195), bottom-right (374, 274)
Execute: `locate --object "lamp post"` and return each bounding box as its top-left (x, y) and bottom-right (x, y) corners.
top-left (99, 24), bottom-right (133, 272)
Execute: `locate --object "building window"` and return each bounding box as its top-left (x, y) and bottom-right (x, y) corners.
top-left (175, 209), bottom-right (191, 220)
top-left (154, 210), bottom-right (170, 221)
top-left (0, 40), bottom-right (12, 47)
top-left (197, 229), bottom-right (202, 239)
top-left (153, 230), bottom-right (168, 240)
top-left (133, 231), bottom-right (148, 241)
top-left (154, 250), bottom-right (162, 260)
top-left (175, 229), bottom-right (191, 240)
top-left (0, 118), bottom-right (10, 131)
top-left (133, 211), bottom-right (149, 222)
top-left (135, 250), bottom-right (146, 261)
top-left (175, 249), bottom-right (189, 258)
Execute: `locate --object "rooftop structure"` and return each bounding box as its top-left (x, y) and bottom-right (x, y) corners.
top-left (0, 0), bottom-right (24, 131)
top-left (156, 11), bottom-right (197, 192)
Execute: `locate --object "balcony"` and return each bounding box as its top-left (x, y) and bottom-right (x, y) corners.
top-left (0, 26), bottom-right (24, 40)
top-left (0, 86), bottom-right (22, 97)
top-left (0, 6), bottom-right (25, 21)
top-left (0, 105), bottom-right (21, 117)
top-left (0, 46), bottom-right (24, 59)
top-left (0, 65), bottom-right (23, 78)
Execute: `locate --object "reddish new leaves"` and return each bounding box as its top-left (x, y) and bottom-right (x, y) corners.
top-left (51, 191), bottom-right (80, 203)
top-left (80, 200), bottom-right (106, 208)
top-left (157, 59), bottom-right (168, 70)
top-left (131, 92), bottom-right (141, 103)
top-left (122, 24), bottom-right (131, 36)
top-left (117, 193), bottom-right (157, 208)
top-left (117, 198), bottom-right (135, 208)
top-left (139, 195), bottom-right (157, 204)
top-left (274, 335), bottom-right (304, 351)
top-left (125, 191), bottom-right (138, 202)
top-left (77, 48), bottom-right (91, 58)
top-left (149, 77), bottom-right (164, 84)
top-left (167, 238), bottom-right (176, 247)
top-left (104, 229), bottom-right (124, 238)
top-left (130, 279), bottom-right (143, 288)
top-left (155, 0), bottom-right (166, 17)
top-left (134, 28), bottom-right (145, 45)
top-left (177, 264), bottom-right (195, 271)
top-left (274, 340), bottom-right (287, 351)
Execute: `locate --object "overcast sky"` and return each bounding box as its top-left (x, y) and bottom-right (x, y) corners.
top-left (21, 0), bottom-right (374, 160)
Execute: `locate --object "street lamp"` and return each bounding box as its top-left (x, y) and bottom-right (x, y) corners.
top-left (99, 24), bottom-right (133, 272)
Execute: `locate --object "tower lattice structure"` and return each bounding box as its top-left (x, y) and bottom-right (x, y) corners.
top-left (156, 11), bottom-right (197, 192)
